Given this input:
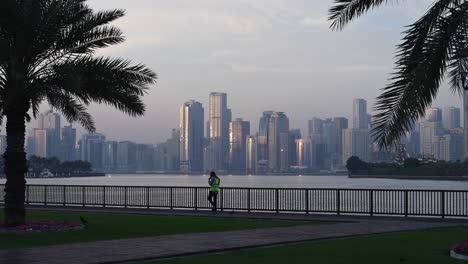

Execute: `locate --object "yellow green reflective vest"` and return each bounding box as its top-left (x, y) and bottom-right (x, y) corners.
top-left (210, 177), bottom-right (220, 192)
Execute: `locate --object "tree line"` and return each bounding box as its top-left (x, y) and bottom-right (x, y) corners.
top-left (346, 156), bottom-right (468, 177)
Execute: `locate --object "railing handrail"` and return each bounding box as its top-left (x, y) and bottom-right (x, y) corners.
top-left (1, 184), bottom-right (466, 219)
top-left (8, 184), bottom-right (468, 193)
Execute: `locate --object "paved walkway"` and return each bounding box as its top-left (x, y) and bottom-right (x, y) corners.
top-left (0, 207), bottom-right (465, 264)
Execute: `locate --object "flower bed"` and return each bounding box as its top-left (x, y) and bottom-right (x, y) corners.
top-left (451, 242), bottom-right (468, 261)
top-left (0, 220), bottom-right (84, 233)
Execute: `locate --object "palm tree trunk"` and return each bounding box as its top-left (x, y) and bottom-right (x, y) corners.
top-left (3, 111), bottom-right (27, 226)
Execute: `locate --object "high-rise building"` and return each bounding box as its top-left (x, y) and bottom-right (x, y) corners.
top-left (308, 118), bottom-right (324, 139)
top-left (166, 129), bottom-right (180, 171)
top-left (61, 125), bottom-right (76, 161)
top-left (295, 138), bottom-right (311, 168)
top-left (209, 92), bottom-right (230, 171)
top-left (26, 130), bottom-right (35, 157)
top-left (33, 129), bottom-right (48, 158)
top-left (334, 117), bottom-right (348, 166)
top-left (257, 111), bottom-right (274, 164)
top-left (154, 143), bottom-right (169, 171)
top-left (353, 99), bottom-right (368, 129)
top-left (228, 119), bottom-right (250, 173)
top-left (342, 128), bottom-right (370, 164)
top-left (80, 133), bottom-right (106, 171)
top-left (136, 144), bottom-right (155, 171)
top-left (116, 141), bottom-right (137, 172)
top-left (426, 108), bottom-right (442, 122)
top-left (180, 100), bottom-right (204, 172)
top-left (288, 129), bottom-right (302, 169)
top-left (420, 120), bottom-right (443, 157)
top-left (268, 112), bottom-right (290, 172)
top-left (38, 110), bottom-right (61, 159)
top-left (308, 118), bottom-right (328, 170)
top-left (443, 106), bottom-right (461, 130)
top-left (246, 136), bottom-right (257, 175)
top-left (103, 141), bottom-right (118, 171)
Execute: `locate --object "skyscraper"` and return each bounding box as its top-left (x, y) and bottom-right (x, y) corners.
top-left (420, 121), bottom-right (442, 156)
top-left (342, 128), bottom-right (370, 164)
top-left (288, 129), bottom-right (302, 169)
top-left (268, 112), bottom-right (290, 172)
top-left (246, 136), bottom-right (257, 175)
top-left (136, 144), bottom-right (155, 171)
top-left (334, 117), bottom-right (349, 163)
top-left (80, 133), bottom-right (106, 171)
top-left (353, 99), bottom-right (368, 129)
top-left (426, 108), bottom-right (442, 122)
top-left (209, 92), bottom-right (230, 171)
top-left (443, 106), bottom-right (461, 130)
top-left (116, 141), bottom-right (137, 172)
top-left (420, 109), bottom-right (444, 157)
top-left (61, 125), bottom-right (76, 161)
top-left (179, 100), bottom-right (204, 172)
top-left (166, 129), bottom-right (180, 171)
top-left (103, 141), bottom-right (118, 171)
top-left (228, 119), bottom-right (250, 173)
top-left (34, 110), bottom-right (61, 159)
top-left (33, 129), bottom-right (47, 158)
top-left (308, 118), bottom-right (326, 170)
top-left (257, 111), bottom-right (274, 164)
top-left (295, 138), bottom-right (311, 168)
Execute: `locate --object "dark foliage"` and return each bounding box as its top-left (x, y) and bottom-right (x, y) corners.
top-left (329, 0), bottom-right (468, 149)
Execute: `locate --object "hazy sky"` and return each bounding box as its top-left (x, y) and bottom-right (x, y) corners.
top-left (32, 0), bottom-right (463, 143)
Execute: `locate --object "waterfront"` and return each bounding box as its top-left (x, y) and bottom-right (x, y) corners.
top-left (2, 174), bottom-right (468, 190)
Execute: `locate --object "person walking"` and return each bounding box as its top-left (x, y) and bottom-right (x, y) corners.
top-left (207, 171), bottom-right (220, 212)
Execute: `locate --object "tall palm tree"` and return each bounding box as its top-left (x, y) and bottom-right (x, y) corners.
top-left (0, 0), bottom-right (156, 226)
top-left (329, 0), bottom-right (468, 148)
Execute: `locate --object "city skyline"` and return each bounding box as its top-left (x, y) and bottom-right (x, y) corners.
top-left (22, 95), bottom-right (465, 174)
top-left (19, 0), bottom-right (463, 143)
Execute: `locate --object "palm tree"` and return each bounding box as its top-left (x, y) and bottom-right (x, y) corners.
top-left (0, 0), bottom-right (156, 226)
top-left (329, 0), bottom-right (468, 148)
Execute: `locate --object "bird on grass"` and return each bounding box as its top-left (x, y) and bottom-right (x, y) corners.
top-left (79, 216), bottom-right (89, 229)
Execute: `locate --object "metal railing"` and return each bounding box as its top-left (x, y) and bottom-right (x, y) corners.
top-left (0, 184), bottom-right (467, 218)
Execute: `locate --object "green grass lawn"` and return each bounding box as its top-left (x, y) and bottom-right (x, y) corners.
top-left (149, 227), bottom-right (468, 264)
top-left (0, 210), bottom-right (318, 249)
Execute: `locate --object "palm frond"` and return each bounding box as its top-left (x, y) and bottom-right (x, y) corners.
top-left (373, 2), bottom-right (468, 148)
top-left (45, 88), bottom-right (95, 131)
top-left (45, 56), bottom-right (156, 117)
top-left (329, 0), bottom-right (392, 30)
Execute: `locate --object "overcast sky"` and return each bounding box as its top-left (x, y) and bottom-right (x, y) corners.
top-left (32, 0), bottom-right (462, 143)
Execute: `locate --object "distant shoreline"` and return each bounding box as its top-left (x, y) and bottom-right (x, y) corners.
top-left (0, 172), bottom-right (107, 179)
top-left (349, 174), bottom-right (468, 181)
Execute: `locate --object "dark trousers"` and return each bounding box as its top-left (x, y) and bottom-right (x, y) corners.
top-left (207, 191), bottom-right (218, 211)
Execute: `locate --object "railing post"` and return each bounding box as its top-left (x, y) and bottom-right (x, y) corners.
top-left (336, 189), bottom-right (341, 215)
top-left (369, 190), bottom-right (374, 216)
top-left (441, 191), bottom-right (445, 219)
top-left (220, 188), bottom-right (224, 212)
top-left (124, 186), bottom-right (128, 208)
top-left (275, 189), bottom-right (279, 213)
top-left (305, 189), bottom-right (309, 214)
top-left (146, 187), bottom-right (150, 209)
top-left (170, 187), bottom-right (173, 210)
top-left (26, 185), bottom-right (29, 205)
top-left (82, 186), bottom-right (85, 207)
top-left (247, 188), bottom-right (251, 213)
top-left (103, 186), bottom-right (106, 208)
top-left (194, 188), bottom-right (198, 211)
top-left (404, 190), bottom-right (409, 217)
top-left (63, 185), bottom-right (66, 206)
top-left (44, 185), bottom-right (47, 205)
